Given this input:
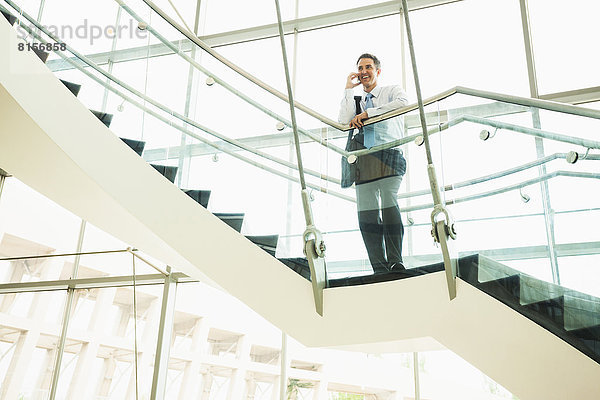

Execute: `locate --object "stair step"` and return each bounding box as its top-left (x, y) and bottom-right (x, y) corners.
top-left (328, 262), bottom-right (438, 288)
top-left (456, 253), bottom-right (480, 284)
top-left (60, 79), bottom-right (81, 97)
top-left (477, 275), bottom-right (521, 307)
top-left (150, 164), bottom-right (178, 184)
top-left (32, 46), bottom-right (49, 63)
top-left (119, 138), bottom-right (146, 157)
top-left (522, 296), bottom-right (565, 328)
top-left (1, 9), bottom-right (16, 26)
top-left (90, 110), bottom-right (113, 128)
top-left (278, 258), bottom-right (311, 281)
top-left (564, 296), bottom-right (600, 330)
top-left (213, 213), bottom-right (244, 232)
top-left (246, 235), bottom-right (278, 257)
top-left (568, 324), bottom-right (600, 341)
top-left (567, 325), bottom-right (600, 361)
top-left (182, 189), bottom-right (210, 208)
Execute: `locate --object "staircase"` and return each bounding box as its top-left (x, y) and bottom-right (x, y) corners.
top-left (1, 9), bottom-right (599, 399)
top-left (458, 254), bottom-right (600, 364)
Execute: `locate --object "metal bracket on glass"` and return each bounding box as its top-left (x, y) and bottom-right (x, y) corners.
top-left (302, 191), bottom-right (327, 317)
top-left (300, 185), bottom-right (327, 316)
top-left (303, 236), bottom-right (327, 317)
top-left (430, 206), bottom-right (458, 300)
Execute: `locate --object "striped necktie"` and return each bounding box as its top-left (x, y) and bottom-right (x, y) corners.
top-left (363, 92), bottom-right (374, 148)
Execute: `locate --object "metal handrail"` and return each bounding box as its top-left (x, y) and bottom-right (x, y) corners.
top-left (456, 86), bottom-right (600, 120)
top-left (52, 46), bottom-right (354, 202)
top-left (114, 0), bottom-right (347, 157)
top-left (398, 171), bottom-right (600, 213)
top-left (140, 0), bottom-right (345, 130)
top-left (397, 153), bottom-right (600, 200)
top-left (14, 0), bottom-right (600, 161)
top-left (138, 0), bottom-right (600, 136)
top-left (4, 2), bottom-right (599, 208)
top-left (2, 0), bottom-right (344, 185)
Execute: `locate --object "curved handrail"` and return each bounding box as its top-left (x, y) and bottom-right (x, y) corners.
top-left (114, 0), bottom-right (347, 157)
top-left (398, 153), bottom-right (600, 200)
top-left (456, 87), bottom-right (600, 120)
top-left (2, 0), bottom-right (346, 185)
top-left (398, 171), bottom-right (600, 213)
top-left (5, 2), bottom-right (600, 209)
top-left (52, 44), bottom-right (355, 203)
top-left (138, 0), bottom-right (600, 136)
top-left (138, 0), bottom-right (345, 130)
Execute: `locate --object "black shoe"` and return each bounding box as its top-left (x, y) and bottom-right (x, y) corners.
top-left (390, 262), bottom-right (406, 272)
top-left (372, 263), bottom-right (390, 274)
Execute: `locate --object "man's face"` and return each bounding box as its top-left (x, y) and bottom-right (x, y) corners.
top-left (357, 58), bottom-right (380, 89)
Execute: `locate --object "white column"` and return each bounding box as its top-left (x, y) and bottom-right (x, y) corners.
top-left (246, 373), bottom-right (256, 399)
top-left (271, 376), bottom-right (281, 400)
top-left (0, 329), bottom-right (41, 399)
top-left (67, 287), bottom-right (117, 399)
top-left (200, 372), bottom-right (213, 400)
top-left (35, 347), bottom-right (56, 397)
top-left (126, 296), bottom-right (161, 399)
top-left (97, 356), bottom-right (117, 399)
top-left (314, 366), bottom-right (328, 400)
top-left (227, 334), bottom-right (251, 399)
top-left (2, 257), bottom-right (62, 398)
top-left (178, 318), bottom-right (209, 399)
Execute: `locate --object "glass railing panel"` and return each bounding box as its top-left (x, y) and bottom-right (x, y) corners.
top-left (437, 93), bottom-right (600, 288)
top-left (39, 0), bottom-right (120, 56)
top-left (13, 14), bottom-right (308, 271)
top-left (109, 54), bottom-right (191, 116)
top-left (467, 254), bottom-right (600, 363)
top-left (3, 0), bottom-right (38, 18)
top-left (556, 255), bottom-right (600, 298)
top-left (13, 0), bottom-right (599, 290)
top-left (309, 101), bottom-right (449, 279)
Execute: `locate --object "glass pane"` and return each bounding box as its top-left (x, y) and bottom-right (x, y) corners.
top-left (41, 0), bottom-right (120, 55)
top-left (0, 178), bottom-right (82, 280)
top-left (436, 92), bottom-right (600, 279)
top-left (528, 0), bottom-right (600, 94)
top-left (0, 290), bottom-right (67, 399)
top-left (55, 284), bottom-right (164, 399)
top-left (200, 0), bottom-right (295, 35)
top-left (297, 0), bottom-right (380, 18)
top-left (80, 223), bottom-right (162, 277)
top-left (409, 0), bottom-right (530, 97)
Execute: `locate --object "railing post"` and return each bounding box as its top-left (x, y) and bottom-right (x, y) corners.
top-left (273, 0), bottom-right (327, 315)
top-left (519, 0), bottom-right (561, 285)
top-left (150, 266), bottom-right (177, 400)
top-left (399, 0), bottom-right (457, 299)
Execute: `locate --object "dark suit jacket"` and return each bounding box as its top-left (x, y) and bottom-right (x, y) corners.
top-left (341, 96), bottom-right (406, 188)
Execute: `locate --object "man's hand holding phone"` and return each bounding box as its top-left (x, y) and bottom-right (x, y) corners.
top-left (346, 72), bottom-right (361, 89)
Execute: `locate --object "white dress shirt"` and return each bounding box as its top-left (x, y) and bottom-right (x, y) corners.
top-left (338, 85), bottom-right (409, 147)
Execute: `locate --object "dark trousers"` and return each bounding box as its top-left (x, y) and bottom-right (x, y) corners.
top-left (356, 175), bottom-right (404, 273)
